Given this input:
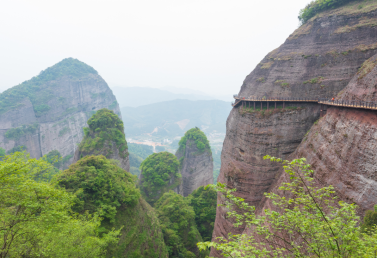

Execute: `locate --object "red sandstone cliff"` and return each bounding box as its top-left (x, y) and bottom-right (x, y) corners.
top-left (212, 1), bottom-right (377, 256)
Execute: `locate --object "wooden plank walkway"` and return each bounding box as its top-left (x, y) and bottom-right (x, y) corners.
top-left (232, 96), bottom-right (377, 111)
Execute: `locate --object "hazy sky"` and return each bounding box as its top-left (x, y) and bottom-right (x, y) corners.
top-left (1, 0), bottom-right (312, 95)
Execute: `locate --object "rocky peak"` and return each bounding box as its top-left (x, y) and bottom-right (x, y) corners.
top-left (0, 58), bottom-right (121, 168)
top-left (211, 1), bottom-right (377, 256)
top-left (175, 127), bottom-right (213, 197)
top-left (73, 108), bottom-right (130, 171)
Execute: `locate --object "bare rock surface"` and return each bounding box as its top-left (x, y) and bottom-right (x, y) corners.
top-left (0, 58), bottom-right (121, 168)
top-left (176, 138), bottom-right (214, 197)
top-left (212, 2), bottom-right (377, 256)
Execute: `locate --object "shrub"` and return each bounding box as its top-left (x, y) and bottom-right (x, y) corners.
top-left (57, 155), bottom-right (140, 223)
top-left (299, 0), bottom-right (356, 24)
top-left (139, 152), bottom-right (181, 205)
top-left (80, 109), bottom-right (128, 159)
top-left (187, 186), bottom-right (217, 241)
top-left (155, 191), bottom-right (204, 257)
top-left (178, 127), bottom-right (211, 154)
top-left (0, 151), bottom-right (119, 257)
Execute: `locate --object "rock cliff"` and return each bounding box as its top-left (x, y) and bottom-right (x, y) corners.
top-left (73, 108), bottom-right (130, 171)
top-left (0, 58), bottom-right (121, 168)
top-left (212, 1), bottom-right (377, 256)
top-left (175, 127), bottom-right (214, 197)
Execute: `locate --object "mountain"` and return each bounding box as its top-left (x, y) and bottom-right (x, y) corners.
top-left (0, 58), bottom-right (120, 167)
top-left (175, 128), bottom-right (214, 197)
top-left (211, 1), bottom-right (377, 256)
top-left (73, 108), bottom-right (130, 171)
top-left (121, 99), bottom-right (231, 138)
top-left (111, 86), bottom-right (220, 108)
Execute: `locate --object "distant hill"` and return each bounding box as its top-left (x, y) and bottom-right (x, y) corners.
top-left (111, 86), bottom-right (219, 108)
top-left (121, 99), bottom-right (231, 137)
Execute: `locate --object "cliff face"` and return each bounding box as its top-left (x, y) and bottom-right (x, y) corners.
top-left (176, 137), bottom-right (214, 197)
top-left (0, 58), bottom-right (121, 168)
top-left (72, 108), bottom-right (130, 171)
top-left (212, 1), bottom-right (377, 255)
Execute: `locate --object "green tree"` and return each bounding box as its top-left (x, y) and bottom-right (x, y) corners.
top-left (0, 148), bottom-right (5, 160)
top-left (0, 151), bottom-right (119, 257)
top-left (80, 108), bottom-right (128, 159)
top-left (187, 186), bottom-right (217, 241)
top-left (199, 156), bottom-right (377, 257)
top-left (299, 0), bottom-right (354, 24)
top-left (361, 205), bottom-right (377, 233)
top-left (155, 191), bottom-right (204, 258)
top-left (57, 155), bottom-right (140, 224)
top-left (139, 152), bottom-right (181, 205)
top-left (178, 127), bottom-right (211, 154)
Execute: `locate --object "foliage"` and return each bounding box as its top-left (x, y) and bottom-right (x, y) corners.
top-left (187, 186), bottom-right (217, 241)
top-left (129, 152), bottom-right (144, 176)
top-left (80, 108), bottom-right (128, 159)
top-left (299, 0), bottom-right (356, 24)
top-left (57, 155), bottom-right (140, 224)
top-left (361, 205), bottom-right (377, 233)
top-left (139, 152), bottom-right (181, 205)
top-left (4, 123), bottom-right (39, 140)
top-left (0, 151), bottom-right (119, 257)
top-left (198, 156), bottom-right (377, 257)
top-left (7, 145), bottom-right (26, 154)
top-left (213, 169), bottom-right (220, 183)
top-left (0, 58), bottom-right (97, 115)
top-left (155, 191), bottom-right (204, 258)
top-left (0, 148), bottom-right (5, 160)
top-left (102, 197), bottom-right (169, 258)
top-left (178, 127), bottom-right (211, 153)
top-left (128, 143), bottom-right (154, 159)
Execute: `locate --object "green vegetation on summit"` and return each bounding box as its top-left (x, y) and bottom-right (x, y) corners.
top-left (80, 108), bottom-right (128, 159)
top-left (155, 191), bottom-right (204, 258)
top-left (0, 58), bottom-right (97, 115)
top-left (57, 155), bottom-right (168, 257)
top-left (139, 152), bottom-right (181, 206)
top-left (178, 127), bottom-right (211, 153)
top-left (187, 186), bottom-right (217, 242)
top-left (299, 0), bottom-right (357, 24)
top-left (58, 155), bottom-right (139, 223)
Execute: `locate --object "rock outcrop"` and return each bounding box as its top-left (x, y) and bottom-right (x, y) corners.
top-left (0, 58), bottom-right (120, 168)
top-left (175, 127), bottom-right (214, 197)
top-left (212, 1), bottom-right (377, 256)
top-left (139, 152), bottom-right (183, 206)
top-left (73, 108), bottom-right (130, 171)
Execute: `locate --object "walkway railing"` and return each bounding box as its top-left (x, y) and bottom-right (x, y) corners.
top-left (232, 95), bottom-right (377, 111)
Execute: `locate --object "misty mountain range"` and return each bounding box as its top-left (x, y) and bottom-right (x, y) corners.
top-left (111, 86), bottom-right (231, 107)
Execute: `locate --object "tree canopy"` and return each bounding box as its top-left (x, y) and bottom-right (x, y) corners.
top-left (299, 0), bottom-right (356, 24)
top-left (139, 152), bottom-right (181, 205)
top-left (178, 127), bottom-right (211, 153)
top-left (199, 156), bottom-right (377, 257)
top-left (155, 191), bottom-right (204, 258)
top-left (57, 155), bottom-right (139, 224)
top-left (187, 186), bottom-right (217, 242)
top-left (80, 109), bottom-right (128, 159)
top-left (0, 151), bottom-right (119, 257)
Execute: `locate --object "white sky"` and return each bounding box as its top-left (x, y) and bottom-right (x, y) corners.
top-left (0, 0), bottom-right (312, 95)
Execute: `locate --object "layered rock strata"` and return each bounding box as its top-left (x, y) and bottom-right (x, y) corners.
top-left (212, 1), bottom-right (377, 256)
top-left (0, 58), bottom-right (121, 168)
top-left (175, 128), bottom-right (214, 196)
